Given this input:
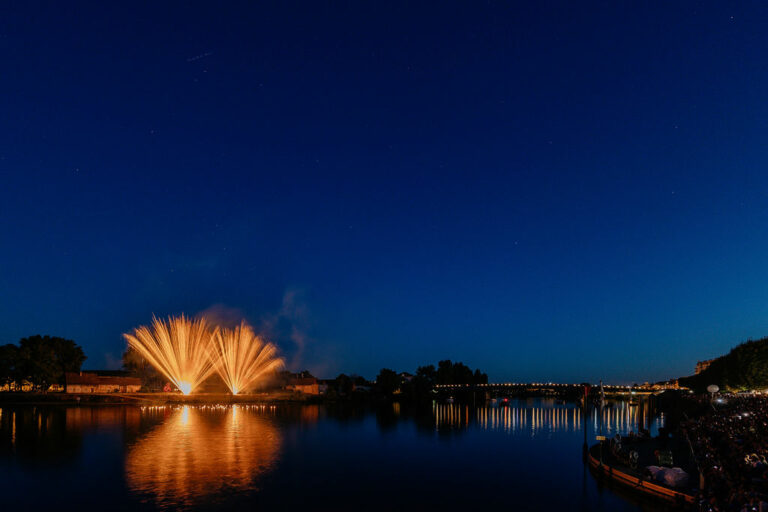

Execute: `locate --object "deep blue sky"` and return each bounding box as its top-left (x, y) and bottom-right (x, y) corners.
top-left (2, 2), bottom-right (768, 383)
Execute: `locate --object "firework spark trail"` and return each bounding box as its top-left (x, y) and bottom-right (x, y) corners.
top-left (123, 315), bottom-right (217, 395)
top-left (210, 321), bottom-right (283, 395)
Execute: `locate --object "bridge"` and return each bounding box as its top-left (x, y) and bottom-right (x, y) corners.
top-left (433, 382), bottom-right (677, 396)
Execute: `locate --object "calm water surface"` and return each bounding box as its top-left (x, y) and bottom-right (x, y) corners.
top-left (0, 400), bottom-right (668, 511)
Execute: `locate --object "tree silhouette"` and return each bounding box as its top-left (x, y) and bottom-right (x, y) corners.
top-left (680, 336), bottom-right (768, 391)
top-left (375, 368), bottom-right (400, 395)
top-left (10, 335), bottom-right (87, 390)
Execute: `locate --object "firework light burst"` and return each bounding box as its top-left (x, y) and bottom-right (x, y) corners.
top-left (209, 321), bottom-right (283, 395)
top-left (123, 315), bottom-right (217, 395)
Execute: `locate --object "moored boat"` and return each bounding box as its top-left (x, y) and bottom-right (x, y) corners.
top-left (587, 443), bottom-right (695, 506)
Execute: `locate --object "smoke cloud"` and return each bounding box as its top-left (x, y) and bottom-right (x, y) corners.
top-left (260, 289), bottom-right (312, 371)
top-left (198, 289), bottom-right (325, 374)
top-left (198, 304), bottom-right (245, 330)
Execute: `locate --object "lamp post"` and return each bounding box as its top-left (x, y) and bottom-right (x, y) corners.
top-left (707, 384), bottom-right (719, 404)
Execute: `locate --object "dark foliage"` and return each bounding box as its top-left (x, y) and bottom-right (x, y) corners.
top-left (0, 344), bottom-right (21, 389)
top-left (334, 373), bottom-right (354, 395)
top-left (680, 337), bottom-right (768, 392)
top-left (375, 368), bottom-right (399, 395)
top-left (0, 335), bottom-right (86, 391)
top-left (435, 359), bottom-right (488, 385)
top-left (122, 346), bottom-right (165, 391)
top-left (375, 360), bottom-right (488, 402)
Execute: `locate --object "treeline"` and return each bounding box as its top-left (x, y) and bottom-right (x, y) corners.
top-left (680, 336), bottom-right (768, 392)
top-left (373, 360), bottom-right (488, 401)
top-left (289, 360), bottom-right (487, 402)
top-left (0, 335), bottom-right (87, 391)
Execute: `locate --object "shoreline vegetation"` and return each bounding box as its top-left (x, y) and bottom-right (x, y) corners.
top-left (680, 336), bottom-right (768, 393)
top-left (5, 330), bottom-right (768, 399)
top-left (1, 332), bottom-right (495, 404)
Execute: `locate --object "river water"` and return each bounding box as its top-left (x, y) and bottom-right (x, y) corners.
top-left (0, 399), bottom-right (670, 511)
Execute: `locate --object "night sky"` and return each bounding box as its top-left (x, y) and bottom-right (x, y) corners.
top-left (2, 2), bottom-right (768, 383)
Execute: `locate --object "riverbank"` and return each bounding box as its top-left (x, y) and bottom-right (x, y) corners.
top-left (0, 391), bottom-right (313, 405)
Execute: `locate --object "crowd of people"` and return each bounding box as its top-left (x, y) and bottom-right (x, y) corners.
top-left (683, 395), bottom-right (768, 512)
